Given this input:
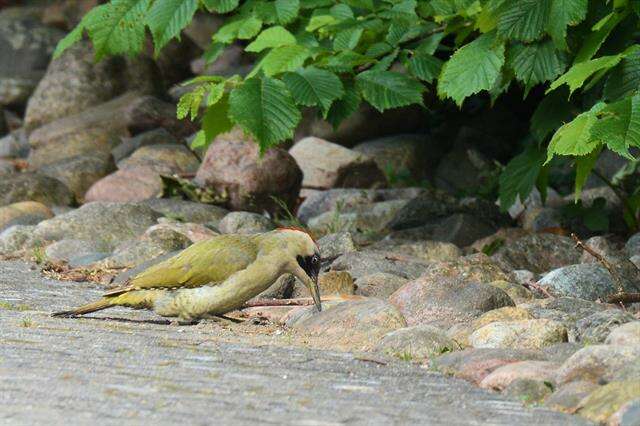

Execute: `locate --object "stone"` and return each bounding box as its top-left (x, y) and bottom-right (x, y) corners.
top-left (368, 239), bottom-right (462, 263)
top-left (253, 273), bottom-right (296, 300)
top-left (355, 272), bottom-right (409, 299)
top-left (38, 154), bottom-right (116, 202)
top-left (472, 307), bottom-right (534, 330)
top-left (480, 361), bottom-right (560, 391)
top-left (576, 381), bottom-right (640, 424)
top-left (194, 130), bottom-right (302, 214)
top-left (0, 201), bottom-right (53, 232)
top-left (289, 137), bottom-right (387, 189)
top-left (470, 227), bottom-right (530, 254)
top-left (503, 379), bottom-right (554, 404)
top-left (111, 128), bottom-right (179, 163)
top-left (579, 236), bottom-right (623, 264)
top-left (24, 41), bottom-right (161, 130)
top-left (538, 263), bottom-right (638, 301)
top-left (435, 145), bottom-right (489, 194)
top-left (291, 271), bottom-right (356, 298)
top-left (609, 399), bottom-right (640, 426)
top-left (307, 199), bottom-right (408, 234)
top-left (391, 278), bottom-right (514, 327)
top-left (41, 0), bottom-right (99, 30)
top-left (28, 93), bottom-right (196, 169)
top-left (431, 348), bottom-right (548, 384)
top-left (145, 219), bottom-right (218, 243)
top-left (606, 322), bottom-right (640, 346)
top-left (431, 213), bottom-right (498, 247)
top-left (330, 250), bottom-right (430, 280)
top-left (521, 207), bottom-right (562, 233)
top-left (32, 202), bottom-right (161, 252)
top-left (612, 362), bottom-right (640, 383)
top-left (492, 234), bottom-right (582, 273)
top-left (44, 239), bottom-right (106, 264)
top-left (576, 310), bottom-right (637, 344)
top-left (316, 232), bottom-right (357, 261)
top-left (138, 198), bottom-right (228, 226)
top-left (544, 381), bottom-right (600, 414)
top-left (0, 11), bottom-right (64, 106)
top-left (288, 298), bottom-right (407, 351)
top-left (470, 319), bottom-right (568, 350)
top-left (0, 129), bottom-right (29, 158)
top-left (218, 212), bottom-right (275, 234)
top-left (0, 225), bottom-right (36, 254)
top-left (83, 166), bottom-right (163, 203)
top-left (542, 343), bottom-right (584, 363)
top-left (118, 144), bottom-right (199, 175)
top-left (297, 187), bottom-right (423, 224)
top-left (374, 325), bottom-right (460, 361)
top-left (447, 323), bottom-right (474, 348)
top-left (0, 172), bottom-right (73, 207)
top-left (352, 134), bottom-right (432, 182)
top-left (626, 233), bottom-right (640, 257)
top-left (556, 345), bottom-right (640, 384)
top-left (487, 280), bottom-right (534, 304)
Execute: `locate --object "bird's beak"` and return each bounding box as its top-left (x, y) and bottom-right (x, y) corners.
top-left (309, 272), bottom-right (322, 313)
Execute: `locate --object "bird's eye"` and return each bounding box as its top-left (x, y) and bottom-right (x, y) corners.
top-left (311, 255), bottom-right (319, 265)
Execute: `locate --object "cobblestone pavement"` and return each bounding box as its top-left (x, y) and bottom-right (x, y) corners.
top-left (0, 261), bottom-right (589, 425)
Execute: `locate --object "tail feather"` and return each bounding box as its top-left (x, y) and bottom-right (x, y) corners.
top-left (51, 298), bottom-right (113, 317)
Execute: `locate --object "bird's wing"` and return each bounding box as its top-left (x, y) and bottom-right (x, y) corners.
top-left (103, 235), bottom-right (258, 296)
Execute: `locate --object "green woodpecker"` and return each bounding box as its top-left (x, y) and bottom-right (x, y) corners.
top-left (52, 228), bottom-right (322, 321)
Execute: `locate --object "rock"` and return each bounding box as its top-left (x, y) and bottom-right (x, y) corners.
top-left (41, 0), bottom-right (99, 30)
top-left (556, 345), bottom-right (640, 384)
top-left (611, 362), bottom-right (640, 383)
top-left (0, 172), bottom-right (73, 207)
top-left (44, 239), bottom-right (106, 263)
top-left (492, 234), bottom-right (581, 273)
top-left (447, 323), bottom-right (474, 348)
top-left (545, 381), bottom-right (600, 413)
top-left (606, 322), bottom-right (640, 346)
top-left (479, 361), bottom-right (559, 391)
top-left (368, 240), bottom-right (462, 263)
top-left (83, 166), bottom-right (163, 203)
top-left (0, 11), bottom-right (64, 106)
top-left (218, 212), bottom-right (275, 234)
top-left (0, 201), bottom-right (53, 232)
top-left (28, 93), bottom-right (196, 168)
top-left (297, 187), bottom-right (423, 224)
top-left (194, 130), bottom-right (302, 214)
top-left (470, 227), bottom-right (529, 254)
top-left (503, 379), bottom-right (554, 404)
top-left (24, 41), bottom-right (161, 130)
top-left (288, 298), bottom-right (407, 351)
top-left (510, 269), bottom-right (538, 286)
top-left (0, 129), bottom-right (29, 158)
top-left (432, 213), bottom-right (498, 247)
top-left (330, 250), bottom-right (430, 280)
top-left (576, 381), bottom-right (640, 424)
top-left (111, 128), bottom-right (179, 163)
top-left (626, 233), bottom-right (640, 257)
top-left (374, 325), bottom-right (459, 361)
top-left (355, 272), bottom-right (409, 299)
top-left (291, 271), bottom-right (355, 298)
top-left (253, 273), bottom-right (296, 300)
top-left (576, 310), bottom-right (637, 344)
top-left (139, 198), bottom-right (228, 226)
top-left (289, 136), bottom-right (387, 189)
top-left (146, 218), bottom-right (218, 243)
top-left (38, 154), bottom-right (116, 202)
top-left (118, 144), bottom-right (199, 175)
top-left (542, 343), bottom-right (584, 363)
top-left (487, 280), bottom-right (534, 303)
top-left (538, 263), bottom-right (637, 301)
top-left (352, 134), bottom-right (431, 181)
top-left (472, 307), bottom-right (533, 330)
top-left (435, 145), bottom-right (489, 194)
top-left (316, 232), bottom-right (357, 260)
top-left (391, 278), bottom-right (514, 327)
top-left (32, 202), bottom-right (161, 251)
top-left (431, 348), bottom-right (548, 384)
top-left (609, 398), bottom-right (640, 426)
top-left (521, 207), bottom-right (562, 233)
top-left (0, 224), bottom-right (36, 254)
top-left (112, 250), bottom-right (180, 284)
top-left (470, 319), bottom-right (568, 350)
top-left (580, 236), bottom-right (623, 264)
top-left (307, 199), bottom-right (408, 234)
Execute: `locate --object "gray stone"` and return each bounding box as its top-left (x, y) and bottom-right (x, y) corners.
top-left (330, 250), bottom-right (430, 280)
top-left (0, 172), bottom-right (73, 207)
top-left (355, 272), bottom-right (409, 298)
top-left (544, 381), bottom-right (599, 413)
top-left (626, 233), bottom-right (640, 258)
top-left (368, 239), bottom-right (462, 263)
top-left (556, 345), bottom-right (640, 384)
top-left (38, 154), bottom-right (116, 202)
top-left (431, 213), bottom-right (498, 247)
top-left (0, 201), bottom-right (53, 232)
top-left (576, 310), bottom-right (636, 344)
top-left (83, 166), bottom-right (163, 203)
top-left (307, 199), bottom-right (408, 234)
top-left (542, 343), bottom-right (584, 363)
top-left (32, 202), bottom-right (161, 251)
top-left (606, 321), bottom-right (640, 346)
top-left (435, 145), bottom-right (489, 194)
top-left (492, 234), bottom-right (582, 274)
top-left (480, 360), bottom-right (560, 391)
top-left (611, 399), bottom-right (640, 426)
top-left (374, 325), bottom-right (460, 360)
top-left (0, 225), bottom-right (36, 254)
top-left (44, 239), bottom-right (105, 263)
top-left (139, 198), bottom-right (228, 226)
top-left (316, 232), bottom-right (357, 261)
top-left (218, 212), bottom-right (275, 234)
top-left (503, 379), bottom-right (554, 404)
top-left (111, 128), bottom-right (179, 162)
top-left (579, 236), bottom-right (623, 264)
top-left (100, 228), bottom-right (191, 269)
top-left (470, 320), bottom-right (568, 350)
top-left (0, 129), bottom-right (30, 158)
top-left (117, 143), bottom-right (199, 175)
top-left (521, 207), bottom-right (562, 233)
top-left (538, 263), bottom-right (634, 301)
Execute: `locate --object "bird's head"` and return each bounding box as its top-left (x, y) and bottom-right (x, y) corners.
top-left (272, 228), bottom-right (322, 312)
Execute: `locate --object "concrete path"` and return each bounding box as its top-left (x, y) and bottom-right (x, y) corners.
top-left (0, 261), bottom-right (589, 425)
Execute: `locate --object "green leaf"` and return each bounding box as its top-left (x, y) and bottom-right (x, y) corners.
top-left (406, 53), bottom-right (442, 83)
top-left (546, 0), bottom-right (588, 50)
top-left (202, 94), bottom-right (234, 145)
top-left (88, 0), bottom-right (151, 60)
top-left (261, 45), bottom-right (310, 75)
top-left (206, 83), bottom-right (226, 106)
top-left (53, 6), bottom-right (104, 59)
top-left (573, 11), bottom-right (625, 63)
top-left (591, 94), bottom-right (640, 158)
top-left (498, 144), bottom-right (545, 211)
top-left (177, 85), bottom-right (206, 121)
top-left (238, 17), bottom-right (263, 39)
top-left (203, 42), bottom-right (226, 65)
top-left (415, 32), bottom-right (445, 55)
top-left (437, 32), bottom-right (505, 106)
top-left (203, 0), bottom-right (239, 13)
top-left (147, 0), bottom-right (197, 54)
top-left (275, 0), bottom-right (300, 24)
top-left (190, 130), bottom-right (207, 150)
top-left (547, 54), bottom-right (623, 95)
top-left (508, 40), bottom-right (567, 94)
top-left (574, 146), bottom-right (601, 200)
top-left (334, 27), bottom-right (363, 51)
top-left (330, 3), bottom-right (354, 19)
top-left (604, 49), bottom-right (640, 101)
top-left (546, 102), bottom-right (607, 162)
top-left (355, 70), bottom-right (424, 112)
top-left (282, 67), bottom-right (344, 115)
top-left (326, 81), bottom-right (360, 129)
top-left (229, 75), bottom-right (301, 150)
top-left (530, 89), bottom-right (575, 142)
top-left (497, 0), bottom-right (550, 42)
top-left (246, 26), bottom-right (297, 52)
top-left (306, 14), bottom-right (337, 31)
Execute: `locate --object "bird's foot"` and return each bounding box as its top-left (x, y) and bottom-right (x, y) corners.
top-left (169, 318), bottom-right (200, 326)
top-left (203, 314), bottom-right (244, 326)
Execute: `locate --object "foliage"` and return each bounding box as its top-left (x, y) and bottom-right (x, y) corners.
top-left (56, 0), bottom-right (640, 226)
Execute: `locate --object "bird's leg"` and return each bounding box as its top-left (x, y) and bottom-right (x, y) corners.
top-left (169, 318), bottom-right (201, 326)
top-left (202, 314), bottom-right (244, 325)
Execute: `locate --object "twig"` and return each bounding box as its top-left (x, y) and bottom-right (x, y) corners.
top-left (242, 298), bottom-right (315, 308)
top-left (606, 293), bottom-right (640, 304)
top-left (571, 233), bottom-right (626, 295)
top-left (524, 279), bottom-right (554, 299)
